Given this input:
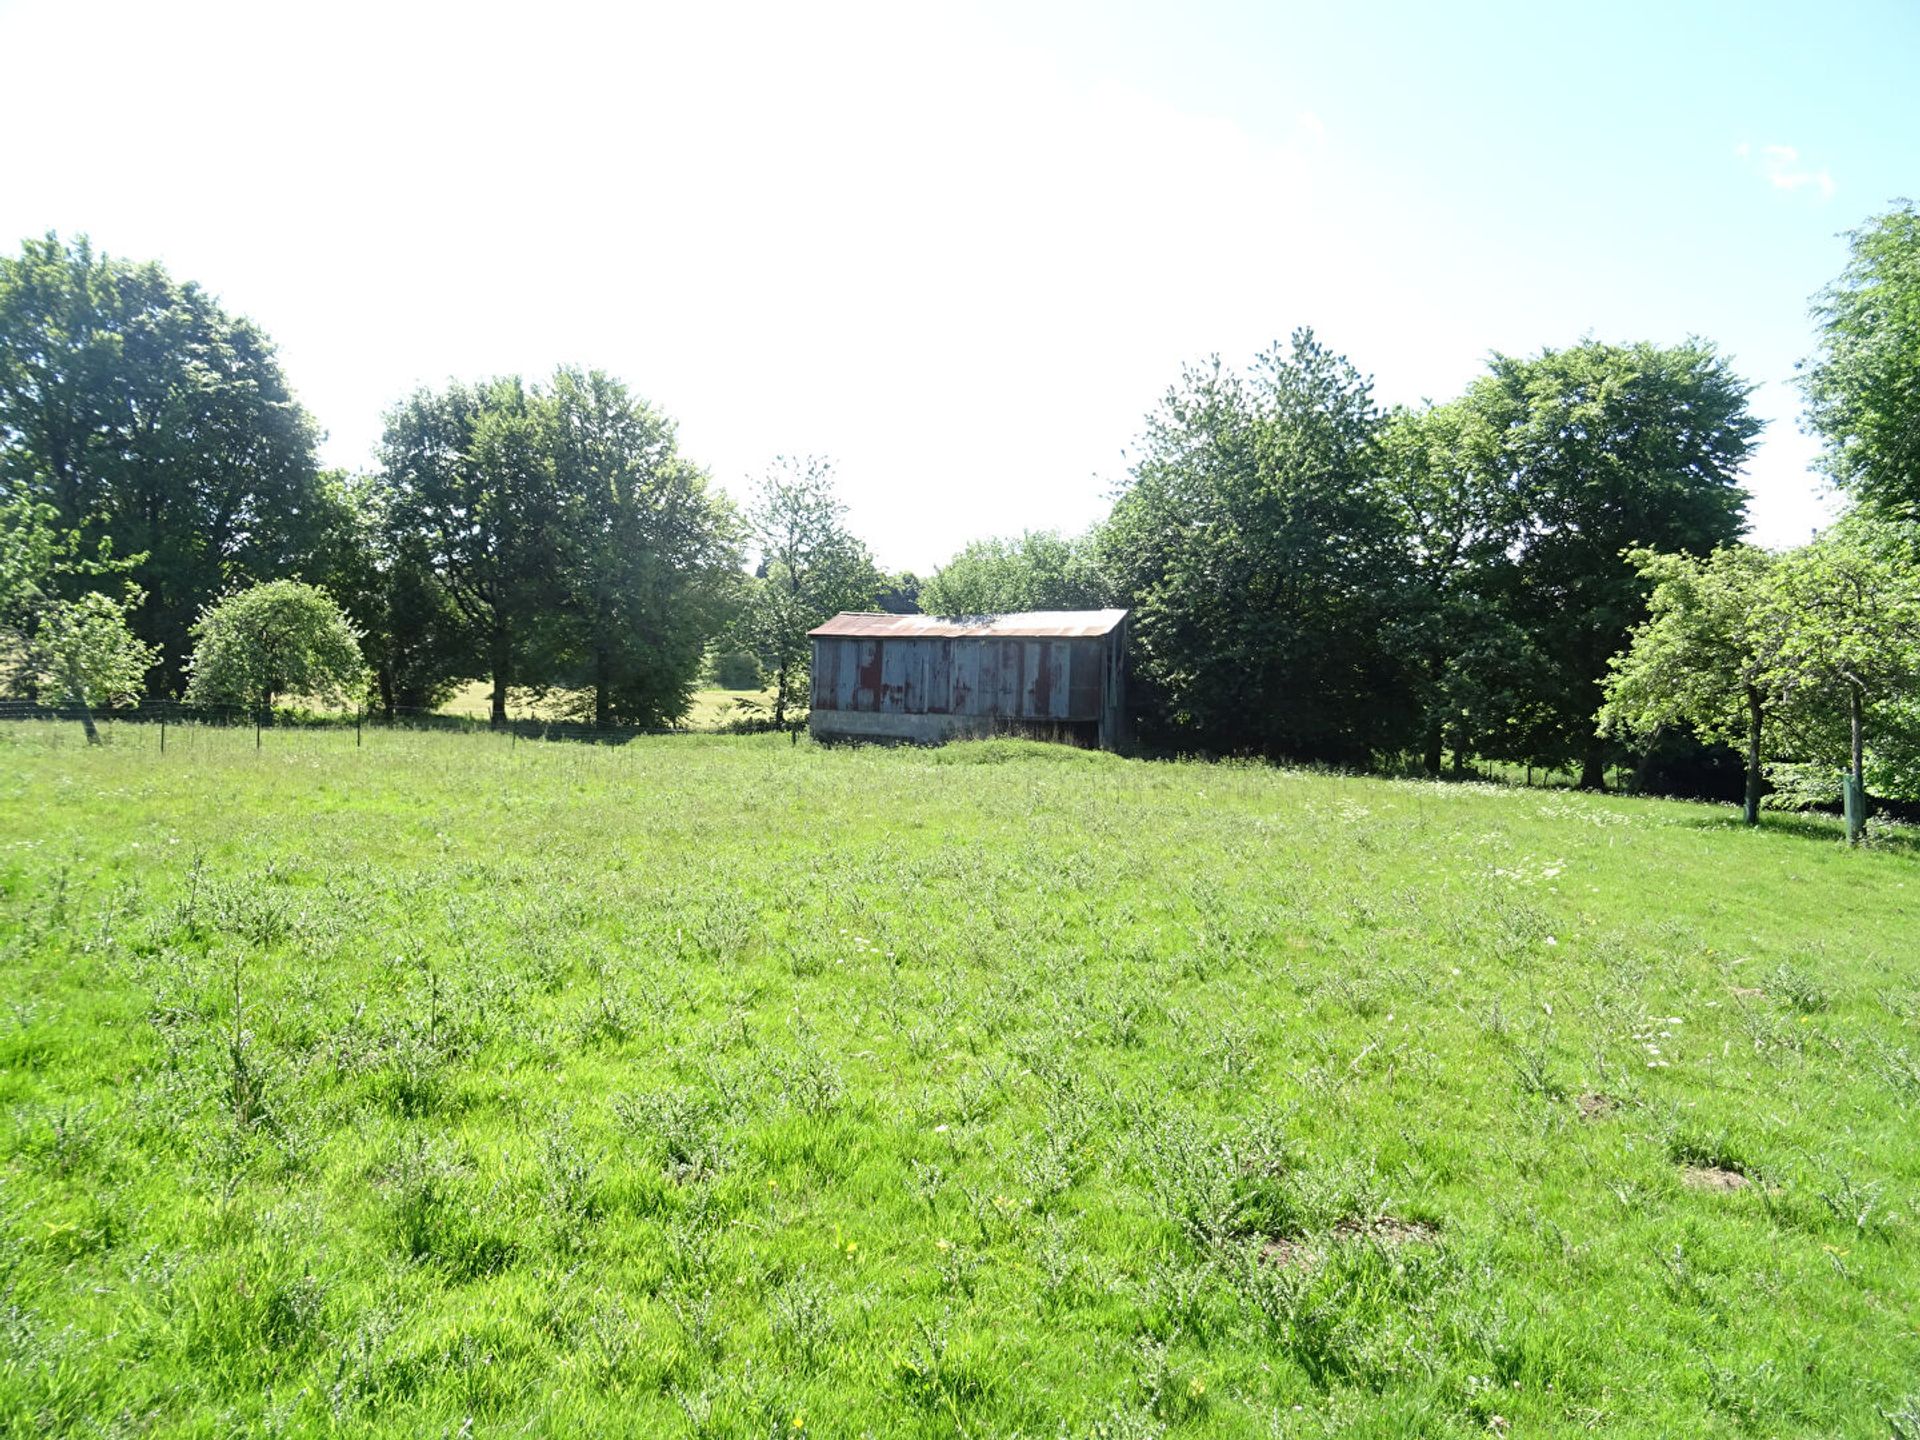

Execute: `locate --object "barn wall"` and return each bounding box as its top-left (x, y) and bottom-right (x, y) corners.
top-left (810, 630), bottom-right (1125, 748)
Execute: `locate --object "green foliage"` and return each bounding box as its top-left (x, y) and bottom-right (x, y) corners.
top-left (1600, 546), bottom-right (1781, 821)
top-left (1759, 516), bottom-right (1920, 806)
top-left (919, 531), bottom-right (1109, 615)
top-left (531, 368), bottom-right (741, 728)
top-left (1, 724), bottom-right (1917, 1433)
top-left (184, 579), bottom-right (367, 713)
top-left (1461, 340), bottom-right (1760, 786)
top-left (1378, 402), bottom-right (1555, 774)
top-left (1802, 202), bottom-right (1920, 520)
top-left (0, 233), bottom-right (326, 691)
top-left (1101, 330), bottom-right (1413, 763)
top-left (0, 496), bottom-right (157, 739)
top-left (379, 376), bottom-right (559, 727)
top-left (303, 471), bottom-right (474, 717)
top-left (733, 456), bottom-right (883, 726)
top-left (704, 646), bottom-right (764, 690)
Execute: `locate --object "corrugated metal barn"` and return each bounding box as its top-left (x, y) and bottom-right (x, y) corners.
top-left (807, 609), bottom-right (1129, 749)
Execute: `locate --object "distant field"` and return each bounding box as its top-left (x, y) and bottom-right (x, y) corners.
top-left (438, 681), bottom-right (772, 728)
top-left (2, 721), bottom-right (1917, 1436)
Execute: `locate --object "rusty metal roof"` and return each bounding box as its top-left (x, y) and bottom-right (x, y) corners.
top-left (809, 608), bottom-right (1128, 640)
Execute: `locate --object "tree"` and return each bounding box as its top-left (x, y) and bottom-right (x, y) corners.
top-left (1598, 546), bottom-right (1781, 824)
top-left (1099, 331), bottom-right (1414, 763)
top-left (537, 369), bottom-right (740, 729)
top-left (734, 457), bottom-right (883, 728)
top-left (1758, 518), bottom-right (1920, 832)
top-left (1462, 340), bottom-right (1760, 788)
top-left (304, 471), bottom-right (474, 720)
top-left (918, 531), bottom-right (1109, 615)
top-left (0, 234), bottom-right (327, 691)
top-left (1379, 402), bottom-right (1552, 776)
top-left (378, 379), bottom-right (558, 728)
top-left (184, 580), bottom-right (367, 718)
top-left (1, 497), bottom-right (156, 742)
top-left (1802, 202), bottom-right (1920, 520)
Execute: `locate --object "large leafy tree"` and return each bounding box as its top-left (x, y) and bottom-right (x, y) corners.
top-left (537, 368), bottom-right (741, 728)
top-left (1100, 331), bottom-right (1414, 763)
top-left (1, 497), bottom-right (156, 742)
top-left (1759, 517), bottom-right (1920, 822)
top-left (919, 530), bottom-right (1109, 615)
top-left (0, 234), bottom-right (327, 691)
top-left (1802, 202), bottom-right (1920, 520)
top-left (1463, 340), bottom-right (1759, 788)
top-left (1599, 546), bottom-right (1782, 824)
top-left (734, 456), bottom-right (883, 728)
top-left (304, 471), bottom-right (474, 720)
top-left (378, 378), bottom-right (559, 728)
top-left (1379, 401), bottom-right (1552, 775)
top-left (184, 579), bottom-right (367, 717)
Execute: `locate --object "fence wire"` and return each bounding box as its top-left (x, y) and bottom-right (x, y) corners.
top-left (0, 697), bottom-right (799, 749)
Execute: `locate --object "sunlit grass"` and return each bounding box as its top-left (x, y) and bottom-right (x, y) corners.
top-left (1, 720), bottom-right (1916, 1436)
top-left (437, 680), bottom-right (768, 727)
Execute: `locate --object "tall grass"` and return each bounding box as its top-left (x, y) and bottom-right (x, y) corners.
top-left (0, 719), bottom-right (1916, 1435)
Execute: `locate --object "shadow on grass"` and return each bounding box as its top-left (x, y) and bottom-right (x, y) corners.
top-left (1680, 807), bottom-right (1920, 858)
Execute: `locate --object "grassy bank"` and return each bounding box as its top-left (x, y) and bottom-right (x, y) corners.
top-left (1, 722), bottom-right (1916, 1436)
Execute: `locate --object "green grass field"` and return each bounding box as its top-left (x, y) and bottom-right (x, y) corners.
top-left (2, 721), bottom-right (1917, 1437)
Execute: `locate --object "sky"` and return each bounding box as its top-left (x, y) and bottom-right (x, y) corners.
top-left (2, 0), bottom-right (1914, 572)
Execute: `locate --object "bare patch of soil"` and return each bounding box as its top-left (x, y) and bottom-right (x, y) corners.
top-left (1575, 1092), bottom-right (1617, 1119)
top-left (1729, 986), bottom-right (1765, 1000)
top-left (1258, 1215), bottom-right (1438, 1269)
top-left (1681, 1165), bottom-right (1749, 1191)
top-left (1332, 1215), bottom-right (1440, 1246)
top-left (1259, 1236), bottom-right (1317, 1269)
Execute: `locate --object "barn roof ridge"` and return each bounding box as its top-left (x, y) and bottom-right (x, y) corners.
top-left (809, 608), bottom-right (1128, 639)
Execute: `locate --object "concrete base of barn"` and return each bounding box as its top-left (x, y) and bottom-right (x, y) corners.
top-left (809, 711), bottom-right (1105, 749)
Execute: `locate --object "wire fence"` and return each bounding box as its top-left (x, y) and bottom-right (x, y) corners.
top-left (0, 697), bottom-right (804, 751)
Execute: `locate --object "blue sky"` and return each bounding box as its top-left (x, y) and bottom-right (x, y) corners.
top-left (2, 0), bottom-right (1912, 569)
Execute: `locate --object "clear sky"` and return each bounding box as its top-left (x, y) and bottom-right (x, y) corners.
top-left (2, 0), bottom-right (1913, 571)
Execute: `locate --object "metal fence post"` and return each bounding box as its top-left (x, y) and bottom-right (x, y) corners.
top-left (356, 707), bottom-right (362, 748)
top-left (160, 704), bottom-right (166, 755)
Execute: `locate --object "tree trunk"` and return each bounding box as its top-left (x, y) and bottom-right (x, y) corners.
top-left (1422, 724), bottom-right (1443, 777)
top-left (772, 661), bottom-right (789, 729)
top-left (1743, 686), bottom-right (1764, 826)
top-left (490, 628), bottom-right (510, 730)
top-left (76, 699), bottom-right (100, 745)
top-left (594, 644), bottom-right (610, 731)
top-left (378, 665), bottom-right (395, 724)
top-left (1577, 738), bottom-right (1608, 792)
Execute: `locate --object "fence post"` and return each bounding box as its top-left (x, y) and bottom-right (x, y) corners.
top-left (256, 715), bottom-right (262, 751)
top-left (356, 707), bottom-right (362, 748)
top-left (160, 704), bottom-right (166, 755)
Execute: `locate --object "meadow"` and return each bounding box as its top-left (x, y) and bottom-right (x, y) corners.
top-left (1, 720), bottom-right (1917, 1438)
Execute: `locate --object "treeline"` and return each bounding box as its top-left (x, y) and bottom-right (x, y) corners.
top-left (920, 205), bottom-right (1920, 819)
top-left (0, 234), bottom-right (891, 733)
top-left (4, 208), bottom-right (1919, 826)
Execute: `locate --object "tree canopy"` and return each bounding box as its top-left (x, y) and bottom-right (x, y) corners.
top-left (1, 496), bottom-right (156, 741)
top-left (0, 233), bottom-right (326, 691)
top-left (1802, 202), bottom-right (1920, 521)
top-left (1101, 331), bottom-right (1413, 763)
top-left (733, 457), bottom-right (883, 728)
top-left (918, 531), bottom-right (1108, 616)
top-left (184, 579), bottom-right (367, 716)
